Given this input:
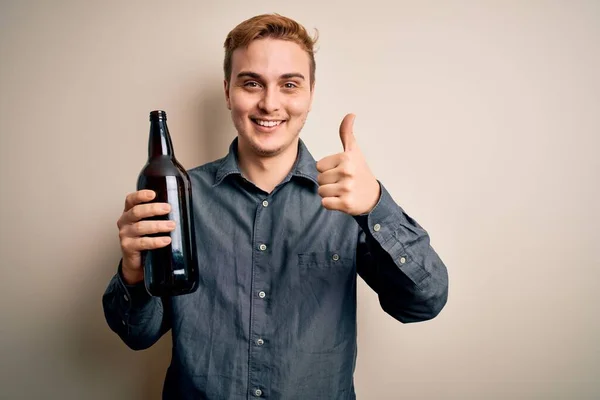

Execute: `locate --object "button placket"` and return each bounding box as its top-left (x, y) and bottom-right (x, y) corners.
top-left (251, 197), bottom-right (271, 397)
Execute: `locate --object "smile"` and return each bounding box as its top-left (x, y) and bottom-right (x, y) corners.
top-left (252, 119), bottom-right (285, 127)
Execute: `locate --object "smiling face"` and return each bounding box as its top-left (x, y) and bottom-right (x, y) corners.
top-left (224, 38), bottom-right (314, 159)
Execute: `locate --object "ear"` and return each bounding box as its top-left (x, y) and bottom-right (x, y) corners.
top-left (224, 79), bottom-right (231, 110)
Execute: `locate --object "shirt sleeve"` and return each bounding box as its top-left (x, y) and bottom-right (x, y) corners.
top-left (102, 259), bottom-right (171, 350)
top-left (354, 182), bottom-right (449, 323)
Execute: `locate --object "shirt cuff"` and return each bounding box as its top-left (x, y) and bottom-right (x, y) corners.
top-left (354, 182), bottom-right (431, 287)
top-left (354, 181), bottom-right (401, 240)
top-left (116, 259), bottom-right (152, 309)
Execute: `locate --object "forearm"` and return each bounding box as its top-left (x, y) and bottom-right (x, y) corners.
top-left (355, 183), bottom-right (449, 323)
top-left (102, 260), bottom-right (170, 350)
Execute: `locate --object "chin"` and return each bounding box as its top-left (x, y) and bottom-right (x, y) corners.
top-left (250, 140), bottom-right (287, 157)
top-left (248, 133), bottom-right (296, 157)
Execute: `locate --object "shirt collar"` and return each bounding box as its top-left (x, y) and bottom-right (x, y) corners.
top-left (213, 137), bottom-right (319, 187)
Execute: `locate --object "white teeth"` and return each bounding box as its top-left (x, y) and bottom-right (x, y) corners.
top-left (255, 119), bottom-right (283, 127)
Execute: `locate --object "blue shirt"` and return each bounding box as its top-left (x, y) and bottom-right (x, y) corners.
top-left (103, 138), bottom-right (449, 399)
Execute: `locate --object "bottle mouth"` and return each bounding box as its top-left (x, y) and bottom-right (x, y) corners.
top-left (150, 110), bottom-right (167, 121)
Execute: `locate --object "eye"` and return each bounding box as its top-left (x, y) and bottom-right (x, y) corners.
top-left (244, 81), bottom-right (261, 88)
top-left (284, 82), bottom-right (298, 89)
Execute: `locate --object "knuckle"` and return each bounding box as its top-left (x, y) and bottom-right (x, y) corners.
top-left (343, 164), bottom-right (354, 177)
top-left (134, 222), bottom-right (145, 236)
top-left (121, 237), bottom-right (131, 251)
top-left (124, 192), bottom-right (136, 208)
top-left (131, 206), bottom-right (142, 220)
top-left (148, 237), bottom-right (161, 249)
top-left (139, 237), bottom-right (151, 250)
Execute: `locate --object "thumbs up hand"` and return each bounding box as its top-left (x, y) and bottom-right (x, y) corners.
top-left (316, 114), bottom-right (381, 216)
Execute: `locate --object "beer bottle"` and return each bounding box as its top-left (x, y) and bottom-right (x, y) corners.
top-left (136, 110), bottom-right (199, 297)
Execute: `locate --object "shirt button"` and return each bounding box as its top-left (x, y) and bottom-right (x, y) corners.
top-left (262, 200), bottom-right (269, 207)
top-left (256, 338), bottom-right (264, 346)
top-left (259, 244), bottom-right (267, 251)
top-left (373, 223), bottom-right (381, 232)
top-left (121, 319), bottom-right (126, 325)
top-left (254, 389), bottom-right (262, 397)
top-left (258, 291), bottom-right (266, 299)
top-left (332, 253), bottom-right (340, 261)
top-left (123, 294), bottom-right (129, 301)
top-left (400, 256), bottom-right (407, 264)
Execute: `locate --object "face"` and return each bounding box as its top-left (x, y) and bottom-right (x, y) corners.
top-left (224, 38), bottom-right (314, 159)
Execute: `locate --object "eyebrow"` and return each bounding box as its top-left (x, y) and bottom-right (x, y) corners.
top-left (236, 71), bottom-right (306, 81)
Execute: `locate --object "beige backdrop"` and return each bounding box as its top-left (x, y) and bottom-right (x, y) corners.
top-left (1, 0), bottom-right (599, 399)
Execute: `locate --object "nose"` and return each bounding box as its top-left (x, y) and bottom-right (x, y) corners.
top-left (258, 86), bottom-right (280, 114)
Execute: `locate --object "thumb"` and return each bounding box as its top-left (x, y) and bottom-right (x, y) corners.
top-left (339, 113), bottom-right (356, 152)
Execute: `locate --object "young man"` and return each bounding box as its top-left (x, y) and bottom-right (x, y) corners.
top-left (104, 14), bottom-right (448, 399)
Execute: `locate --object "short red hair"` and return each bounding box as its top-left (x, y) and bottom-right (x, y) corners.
top-left (223, 14), bottom-right (319, 85)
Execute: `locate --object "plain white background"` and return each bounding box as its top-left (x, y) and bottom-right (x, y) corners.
top-left (1, 1), bottom-right (598, 398)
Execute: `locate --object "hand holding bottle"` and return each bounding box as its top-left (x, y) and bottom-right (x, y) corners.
top-left (116, 189), bottom-right (174, 285)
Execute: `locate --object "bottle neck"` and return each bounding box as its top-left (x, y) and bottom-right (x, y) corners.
top-left (148, 118), bottom-right (174, 159)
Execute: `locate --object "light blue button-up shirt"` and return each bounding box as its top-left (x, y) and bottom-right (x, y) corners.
top-left (103, 138), bottom-right (449, 399)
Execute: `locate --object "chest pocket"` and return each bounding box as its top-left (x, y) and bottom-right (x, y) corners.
top-left (298, 251), bottom-right (353, 269)
top-left (294, 250), bottom-right (356, 354)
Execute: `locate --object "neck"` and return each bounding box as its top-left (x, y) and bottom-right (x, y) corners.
top-left (237, 138), bottom-right (299, 193)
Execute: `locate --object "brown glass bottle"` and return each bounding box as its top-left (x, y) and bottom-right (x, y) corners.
top-left (136, 110), bottom-right (199, 297)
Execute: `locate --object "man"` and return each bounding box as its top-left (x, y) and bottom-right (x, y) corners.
top-left (103, 13), bottom-right (448, 399)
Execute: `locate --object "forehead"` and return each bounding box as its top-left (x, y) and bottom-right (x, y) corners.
top-left (230, 38), bottom-right (310, 78)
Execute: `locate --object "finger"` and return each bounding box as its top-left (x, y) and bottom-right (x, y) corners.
top-left (317, 183), bottom-right (345, 198)
top-left (124, 190), bottom-right (156, 211)
top-left (126, 236), bottom-right (172, 252)
top-left (339, 113), bottom-right (356, 152)
top-left (122, 202), bottom-right (171, 225)
top-left (321, 196), bottom-right (346, 212)
top-left (121, 220), bottom-right (176, 239)
top-left (316, 153), bottom-right (345, 173)
top-left (317, 168), bottom-right (343, 186)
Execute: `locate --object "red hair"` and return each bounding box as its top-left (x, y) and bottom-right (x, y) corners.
top-left (223, 14), bottom-right (318, 85)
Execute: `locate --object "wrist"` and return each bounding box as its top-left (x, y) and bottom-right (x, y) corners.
top-left (121, 260), bottom-right (144, 285)
top-left (362, 179), bottom-right (382, 215)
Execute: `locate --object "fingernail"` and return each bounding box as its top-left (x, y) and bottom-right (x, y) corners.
top-left (162, 237), bottom-right (171, 244)
top-left (166, 221), bottom-right (176, 228)
top-left (162, 204), bottom-right (171, 212)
